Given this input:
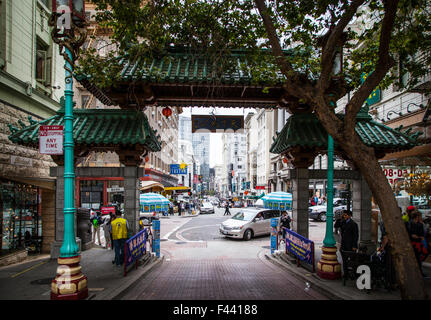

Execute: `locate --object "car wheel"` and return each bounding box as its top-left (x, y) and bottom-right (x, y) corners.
top-left (243, 229), bottom-right (253, 241)
top-left (319, 212), bottom-right (327, 222)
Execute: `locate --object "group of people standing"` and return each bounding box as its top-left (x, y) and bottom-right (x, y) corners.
top-left (310, 195), bottom-right (326, 206)
top-left (90, 206), bottom-right (129, 267)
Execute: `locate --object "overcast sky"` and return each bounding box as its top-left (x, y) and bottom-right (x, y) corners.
top-left (181, 107), bottom-right (256, 167)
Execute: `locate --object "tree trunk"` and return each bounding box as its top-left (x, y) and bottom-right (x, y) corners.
top-left (337, 134), bottom-right (428, 299)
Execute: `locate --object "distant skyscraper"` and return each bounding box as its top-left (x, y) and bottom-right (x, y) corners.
top-left (192, 132), bottom-right (211, 190)
top-left (179, 116), bottom-right (193, 143)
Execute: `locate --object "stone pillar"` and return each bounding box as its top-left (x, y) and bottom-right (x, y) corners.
top-left (353, 175), bottom-right (375, 254)
top-left (123, 166), bottom-right (139, 235)
top-left (41, 189), bottom-right (55, 254)
top-left (292, 168), bottom-right (309, 238)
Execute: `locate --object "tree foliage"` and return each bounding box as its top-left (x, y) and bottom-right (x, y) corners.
top-left (79, 0), bottom-right (431, 299)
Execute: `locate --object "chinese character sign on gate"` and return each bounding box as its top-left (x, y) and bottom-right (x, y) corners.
top-left (39, 125), bottom-right (64, 155)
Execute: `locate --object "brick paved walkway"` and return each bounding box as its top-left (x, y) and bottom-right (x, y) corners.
top-left (120, 242), bottom-right (329, 300)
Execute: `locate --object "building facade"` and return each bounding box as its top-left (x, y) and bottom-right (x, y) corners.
top-left (0, 0), bottom-right (66, 256)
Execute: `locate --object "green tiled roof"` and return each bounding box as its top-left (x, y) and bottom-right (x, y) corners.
top-left (270, 112), bottom-right (421, 155)
top-left (8, 109), bottom-right (161, 152)
top-left (74, 48), bottom-right (290, 108)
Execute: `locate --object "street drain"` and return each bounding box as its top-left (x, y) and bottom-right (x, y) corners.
top-left (160, 239), bottom-right (168, 241)
top-left (175, 241), bottom-right (187, 244)
top-left (30, 278), bottom-right (52, 285)
top-left (261, 246), bottom-right (271, 249)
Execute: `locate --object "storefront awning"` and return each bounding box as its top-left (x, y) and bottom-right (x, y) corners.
top-left (140, 180), bottom-right (165, 192)
top-left (164, 186), bottom-right (191, 192)
top-left (379, 143), bottom-right (431, 165)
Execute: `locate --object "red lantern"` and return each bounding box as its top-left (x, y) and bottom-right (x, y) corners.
top-left (162, 107), bottom-right (172, 117)
top-left (145, 156), bottom-right (149, 162)
top-left (283, 157), bottom-right (288, 163)
top-left (244, 191), bottom-right (248, 195)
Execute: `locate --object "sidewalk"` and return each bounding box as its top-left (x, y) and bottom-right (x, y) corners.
top-left (0, 245), bottom-right (163, 300)
top-left (265, 251), bottom-right (431, 300)
top-left (0, 213), bottom-right (202, 300)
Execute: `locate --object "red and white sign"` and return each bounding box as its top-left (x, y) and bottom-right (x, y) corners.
top-left (39, 125), bottom-right (64, 155)
top-left (101, 206), bottom-right (116, 216)
top-left (383, 167), bottom-right (409, 185)
top-left (255, 186), bottom-right (266, 190)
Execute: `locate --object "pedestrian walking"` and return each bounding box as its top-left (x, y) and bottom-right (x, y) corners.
top-left (101, 214), bottom-right (112, 249)
top-left (340, 210), bottom-right (359, 252)
top-left (402, 205), bottom-right (416, 222)
top-left (224, 202), bottom-right (231, 215)
top-left (90, 210), bottom-right (102, 246)
top-left (279, 211), bottom-right (291, 239)
top-left (178, 201), bottom-right (182, 216)
top-left (406, 212), bottom-right (427, 275)
top-left (111, 208), bottom-right (128, 267)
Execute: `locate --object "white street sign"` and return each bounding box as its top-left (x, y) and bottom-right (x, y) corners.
top-left (39, 125), bottom-right (64, 155)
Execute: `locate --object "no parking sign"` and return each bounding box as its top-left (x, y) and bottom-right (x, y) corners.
top-left (39, 125), bottom-right (64, 155)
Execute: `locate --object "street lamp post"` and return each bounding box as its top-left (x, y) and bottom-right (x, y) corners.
top-left (316, 32), bottom-right (345, 280)
top-left (49, 0), bottom-right (88, 300)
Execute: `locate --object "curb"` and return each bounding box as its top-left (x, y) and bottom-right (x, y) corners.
top-left (264, 253), bottom-right (346, 300)
top-left (91, 254), bottom-right (164, 300)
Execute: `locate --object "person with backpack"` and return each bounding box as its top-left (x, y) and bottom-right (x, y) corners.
top-left (91, 210), bottom-right (103, 246)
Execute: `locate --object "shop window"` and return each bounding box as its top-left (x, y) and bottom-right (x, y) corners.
top-left (79, 180), bottom-right (104, 210)
top-left (1, 180), bottom-right (41, 254)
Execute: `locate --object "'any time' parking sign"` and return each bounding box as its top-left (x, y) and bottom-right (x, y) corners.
top-left (39, 125), bottom-right (64, 155)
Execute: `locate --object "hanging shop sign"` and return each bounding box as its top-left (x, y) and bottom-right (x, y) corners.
top-left (39, 125), bottom-right (64, 155)
top-left (101, 206), bottom-right (116, 215)
top-left (107, 186), bottom-right (125, 193)
top-left (382, 167), bottom-right (409, 185)
top-left (191, 115), bottom-right (244, 133)
top-left (170, 162), bottom-right (188, 174)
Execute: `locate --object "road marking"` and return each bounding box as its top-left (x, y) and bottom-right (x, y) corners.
top-left (10, 261), bottom-right (49, 278)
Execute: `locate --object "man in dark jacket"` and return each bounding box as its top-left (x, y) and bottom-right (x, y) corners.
top-left (406, 212), bottom-right (426, 274)
top-left (340, 210), bottom-right (359, 252)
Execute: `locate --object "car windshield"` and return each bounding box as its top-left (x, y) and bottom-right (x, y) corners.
top-left (231, 210), bottom-right (258, 221)
top-left (202, 202), bottom-right (212, 208)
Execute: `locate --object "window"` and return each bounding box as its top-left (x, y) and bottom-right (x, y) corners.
top-left (35, 40), bottom-right (51, 87)
top-left (38, 0), bottom-right (51, 10)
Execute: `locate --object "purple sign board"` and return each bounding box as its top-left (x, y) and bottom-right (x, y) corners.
top-left (284, 228), bottom-right (314, 266)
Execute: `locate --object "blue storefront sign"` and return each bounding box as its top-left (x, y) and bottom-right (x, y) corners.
top-left (270, 218), bottom-right (278, 254)
top-left (284, 228), bottom-right (314, 266)
top-left (170, 164), bottom-right (188, 175)
top-left (152, 220), bottom-right (161, 258)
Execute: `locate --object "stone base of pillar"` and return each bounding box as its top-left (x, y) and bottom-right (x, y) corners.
top-left (51, 255), bottom-right (88, 300)
top-left (317, 246), bottom-right (341, 280)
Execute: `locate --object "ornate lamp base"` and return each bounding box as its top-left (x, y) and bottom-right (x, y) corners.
top-left (317, 246), bottom-right (341, 280)
top-left (51, 255), bottom-right (88, 300)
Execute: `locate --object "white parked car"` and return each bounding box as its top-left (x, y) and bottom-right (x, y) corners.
top-left (309, 198), bottom-right (349, 222)
top-left (200, 202), bottom-right (215, 214)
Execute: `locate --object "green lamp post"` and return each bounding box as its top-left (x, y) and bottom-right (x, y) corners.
top-left (49, 0), bottom-right (88, 300)
top-left (316, 34), bottom-right (345, 280)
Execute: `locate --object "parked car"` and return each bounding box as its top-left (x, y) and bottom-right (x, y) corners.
top-left (309, 198), bottom-right (350, 222)
top-left (219, 208), bottom-right (283, 240)
top-left (200, 202), bottom-right (215, 214)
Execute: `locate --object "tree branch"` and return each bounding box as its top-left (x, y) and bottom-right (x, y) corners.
top-left (254, 0), bottom-right (314, 99)
top-left (344, 0), bottom-right (399, 134)
top-left (319, 0), bottom-right (365, 91)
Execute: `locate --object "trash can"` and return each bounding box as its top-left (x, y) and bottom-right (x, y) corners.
top-left (76, 208), bottom-right (92, 250)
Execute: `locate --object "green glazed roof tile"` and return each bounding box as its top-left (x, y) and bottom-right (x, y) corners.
top-left (270, 112), bottom-right (419, 154)
top-left (8, 109), bottom-right (161, 152)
